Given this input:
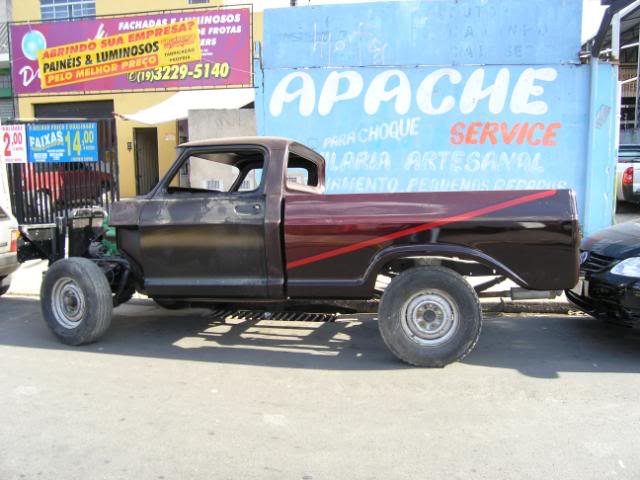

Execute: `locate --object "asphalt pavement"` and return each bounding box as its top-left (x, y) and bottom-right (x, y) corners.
top-left (1, 296), bottom-right (640, 479)
top-left (2, 202), bottom-right (640, 479)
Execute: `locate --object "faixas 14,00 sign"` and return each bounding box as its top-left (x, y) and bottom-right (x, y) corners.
top-left (10, 7), bottom-right (252, 95)
top-left (27, 123), bottom-right (98, 163)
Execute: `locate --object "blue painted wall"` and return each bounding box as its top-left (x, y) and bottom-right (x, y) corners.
top-left (261, 0), bottom-right (582, 67)
top-left (256, 0), bottom-right (618, 237)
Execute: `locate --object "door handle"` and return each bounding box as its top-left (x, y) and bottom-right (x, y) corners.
top-left (235, 203), bottom-right (262, 215)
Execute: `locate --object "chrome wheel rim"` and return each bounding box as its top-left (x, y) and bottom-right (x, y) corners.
top-left (51, 277), bottom-right (86, 329)
top-left (401, 289), bottom-right (459, 346)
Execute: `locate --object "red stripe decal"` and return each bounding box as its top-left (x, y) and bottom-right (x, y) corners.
top-left (286, 189), bottom-right (557, 270)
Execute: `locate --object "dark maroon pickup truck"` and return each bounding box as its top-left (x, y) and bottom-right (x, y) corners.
top-left (38, 137), bottom-right (580, 367)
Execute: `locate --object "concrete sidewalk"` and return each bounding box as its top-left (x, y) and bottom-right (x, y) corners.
top-left (6, 259), bottom-right (574, 313)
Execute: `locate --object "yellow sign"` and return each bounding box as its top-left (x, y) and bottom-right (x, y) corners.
top-left (38, 19), bottom-right (202, 89)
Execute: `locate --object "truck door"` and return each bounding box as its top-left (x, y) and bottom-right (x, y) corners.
top-left (137, 147), bottom-right (268, 298)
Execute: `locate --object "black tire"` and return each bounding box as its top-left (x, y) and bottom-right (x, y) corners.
top-left (153, 298), bottom-right (187, 310)
top-left (40, 257), bottom-right (113, 345)
top-left (378, 266), bottom-right (482, 367)
top-left (0, 281), bottom-right (9, 297)
top-left (116, 283), bottom-right (136, 305)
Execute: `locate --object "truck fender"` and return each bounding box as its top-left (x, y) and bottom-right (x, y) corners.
top-left (362, 244), bottom-right (528, 290)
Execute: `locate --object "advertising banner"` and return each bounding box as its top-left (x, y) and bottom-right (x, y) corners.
top-left (10, 7), bottom-right (251, 95)
top-left (262, 65), bottom-right (589, 201)
top-left (1, 125), bottom-right (28, 163)
top-left (38, 20), bottom-right (201, 90)
top-left (27, 123), bottom-right (98, 163)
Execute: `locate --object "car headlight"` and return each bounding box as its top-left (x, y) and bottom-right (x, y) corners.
top-left (610, 257), bottom-right (640, 277)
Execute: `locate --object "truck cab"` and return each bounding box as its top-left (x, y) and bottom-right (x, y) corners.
top-left (110, 137), bottom-right (323, 300)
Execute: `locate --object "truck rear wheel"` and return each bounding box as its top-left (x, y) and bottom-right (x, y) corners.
top-left (41, 257), bottom-right (113, 345)
top-left (378, 266), bottom-right (482, 367)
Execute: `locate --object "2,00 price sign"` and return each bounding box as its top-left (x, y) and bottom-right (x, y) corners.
top-left (1, 124), bottom-right (27, 164)
top-left (27, 123), bottom-right (98, 163)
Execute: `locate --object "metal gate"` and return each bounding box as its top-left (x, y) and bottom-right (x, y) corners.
top-left (5, 118), bottom-right (119, 225)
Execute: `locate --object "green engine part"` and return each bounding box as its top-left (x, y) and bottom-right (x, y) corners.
top-left (100, 217), bottom-right (119, 256)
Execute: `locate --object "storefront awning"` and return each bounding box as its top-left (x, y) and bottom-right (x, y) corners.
top-left (120, 88), bottom-right (255, 125)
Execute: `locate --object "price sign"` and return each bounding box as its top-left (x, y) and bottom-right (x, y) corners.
top-left (1, 124), bottom-right (27, 164)
top-left (27, 122), bottom-right (98, 163)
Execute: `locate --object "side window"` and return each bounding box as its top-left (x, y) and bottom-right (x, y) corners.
top-left (184, 155), bottom-right (239, 192)
top-left (165, 150), bottom-right (264, 194)
top-left (287, 152), bottom-right (319, 188)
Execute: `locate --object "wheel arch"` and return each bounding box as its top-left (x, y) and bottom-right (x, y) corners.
top-left (363, 244), bottom-right (528, 291)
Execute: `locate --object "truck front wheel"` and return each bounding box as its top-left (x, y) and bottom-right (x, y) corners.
top-left (378, 266), bottom-right (482, 367)
top-left (41, 258), bottom-right (113, 345)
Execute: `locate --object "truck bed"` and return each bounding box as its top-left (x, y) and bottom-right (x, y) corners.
top-left (284, 189), bottom-right (579, 298)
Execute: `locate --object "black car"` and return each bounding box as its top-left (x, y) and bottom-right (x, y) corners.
top-left (566, 220), bottom-right (640, 325)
